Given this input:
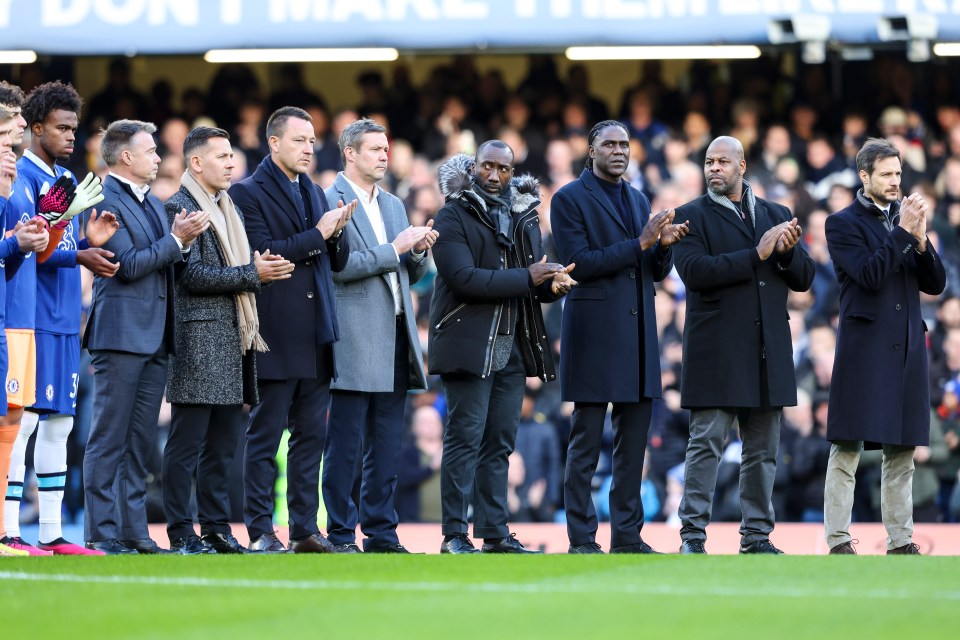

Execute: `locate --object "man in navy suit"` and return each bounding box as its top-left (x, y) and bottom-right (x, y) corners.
top-left (83, 119), bottom-right (210, 554)
top-left (551, 120), bottom-right (686, 554)
top-left (229, 106), bottom-right (354, 554)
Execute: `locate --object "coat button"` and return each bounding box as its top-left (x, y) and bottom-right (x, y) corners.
top-left (631, 309), bottom-right (638, 315)
top-left (159, 294), bottom-right (166, 300)
top-left (896, 304), bottom-right (901, 310)
top-left (754, 318), bottom-right (760, 325)
top-left (629, 271), bottom-right (636, 279)
top-left (758, 281), bottom-right (766, 287)
top-left (894, 343), bottom-right (901, 350)
top-left (305, 259), bottom-right (312, 265)
top-left (307, 292), bottom-right (314, 299)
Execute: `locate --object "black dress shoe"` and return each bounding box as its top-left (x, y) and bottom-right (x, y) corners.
top-left (568, 542), bottom-right (604, 554)
top-left (366, 543), bottom-right (422, 554)
top-left (740, 539), bottom-right (785, 555)
top-left (331, 542), bottom-right (362, 554)
top-left (679, 539), bottom-right (708, 554)
top-left (248, 532), bottom-right (291, 554)
top-left (171, 535), bottom-right (215, 555)
top-left (610, 540), bottom-right (661, 554)
top-left (440, 534), bottom-right (480, 554)
top-left (120, 539), bottom-right (174, 555)
top-left (86, 540), bottom-right (138, 555)
top-left (201, 532), bottom-right (249, 554)
top-left (887, 542), bottom-right (921, 555)
top-left (288, 532), bottom-right (334, 554)
top-left (481, 533), bottom-right (543, 554)
top-left (829, 540), bottom-right (857, 555)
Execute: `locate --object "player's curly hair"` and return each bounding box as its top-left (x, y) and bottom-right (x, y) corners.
top-left (22, 81), bottom-right (83, 126)
top-left (0, 81), bottom-right (25, 108)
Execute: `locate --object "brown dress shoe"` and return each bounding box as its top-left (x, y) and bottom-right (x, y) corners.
top-left (289, 532), bottom-right (334, 553)
top-left (829, 541), bottom-right (857, 555)
top-left (887, 542), bottom-right (922, 555)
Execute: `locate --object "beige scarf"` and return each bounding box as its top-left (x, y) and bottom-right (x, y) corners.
top-left (181, 170), bottom-right (268, 353)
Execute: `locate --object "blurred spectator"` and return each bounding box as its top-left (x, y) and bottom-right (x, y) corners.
top-left (397, 406), bottom-right (444, 523)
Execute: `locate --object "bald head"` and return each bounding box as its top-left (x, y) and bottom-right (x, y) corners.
top-left (706, 136), bottom-right (744, 162)
top-left (704, 136), bottom-right (747, 199)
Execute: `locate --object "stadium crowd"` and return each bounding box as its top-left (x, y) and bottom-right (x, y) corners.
top-left (2, 52), bottom-right (960, 557)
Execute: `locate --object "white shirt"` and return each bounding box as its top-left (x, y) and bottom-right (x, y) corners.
top-left (109, 172), bottom-right (187, 252)
top-left (342, 173), bottom-right (403, 315)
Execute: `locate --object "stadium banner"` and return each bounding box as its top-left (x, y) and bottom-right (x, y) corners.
top-left (1, 0), bottom-right (960, 55)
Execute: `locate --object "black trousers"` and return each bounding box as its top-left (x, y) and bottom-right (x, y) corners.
top-left (440, 344), bottom-right (525, 539)
top-left (323, 319), bottom-right (409, 550)
top-left (162, 403), bottom-right (244, 541)
top-left (563, 400), bottom-right (653, 548)
top-left (243, 358), bottom-right (332, 541)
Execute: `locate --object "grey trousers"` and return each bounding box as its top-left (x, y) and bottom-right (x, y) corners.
top-left (824, 441), bottom-right (915, 550)
top-left (679, 407), bottom-right (781, 545)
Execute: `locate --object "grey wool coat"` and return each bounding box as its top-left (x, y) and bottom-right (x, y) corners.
top-left (164, 186), bottom-right (262, 405)
top-left (325, 173), bottom-right (428, 392)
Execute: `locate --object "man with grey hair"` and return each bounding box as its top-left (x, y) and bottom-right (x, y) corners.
top-left (673, 136), bottom-right (814, 555)
top-left (321, 118), bottom-right (436, 553)
top-left (82, 119), bottom-right (210, 554)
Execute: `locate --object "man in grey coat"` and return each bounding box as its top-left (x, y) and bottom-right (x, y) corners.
top-left (322, 118), bottom-right (437, 553)
top-left (162, 127), bottom-right (293, 555)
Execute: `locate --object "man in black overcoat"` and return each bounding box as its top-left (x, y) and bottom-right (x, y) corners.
top-left (551, 120), bottom-right (687, 554)
top-left (823, 138), bottom-right (946, 555)
top-left (673, 136), bottom-right (815, 554)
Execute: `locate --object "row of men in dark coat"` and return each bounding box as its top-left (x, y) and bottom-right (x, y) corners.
top-left (81, 102), bottom-right (944, 555)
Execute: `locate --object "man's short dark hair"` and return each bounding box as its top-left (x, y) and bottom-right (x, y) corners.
top-left (856, 138), bottom-right (901, 175)
top-left (585, 119), bottom-right (628, 169)
top-left (100, 119), bottom-right (157, 166)
top-left (338, 118), bottom-right (386, 164)
top-left (476, 139), bottom-right (514, 163)
top-left (266, 106), bottom-right (311, 139)
top-left (22, 81), bottom-right (83, 127)
top-left (0, 81), bottom-right (25, 109)
top-left (183, 126), bottom-right (230, 158)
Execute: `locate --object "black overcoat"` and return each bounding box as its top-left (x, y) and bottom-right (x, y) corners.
top-left (673, 194), bottom-right (815, 409)
top-left (551, 169), bottom-right (672, 403)
top-left (228, 156), bottom-right (348, 381)
top-left (825, 198), bottom-right (946, 447)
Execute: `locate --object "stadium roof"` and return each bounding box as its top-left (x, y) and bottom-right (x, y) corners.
top-left (2, 1), bottom-right (960, 57)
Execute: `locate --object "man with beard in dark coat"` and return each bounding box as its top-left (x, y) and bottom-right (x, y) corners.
top-left (673, 136), bottom-right (815, 555)
top-left (428, 141), bottom-right (574, 554)
top-left (824, 138), bottom-right (946, 555)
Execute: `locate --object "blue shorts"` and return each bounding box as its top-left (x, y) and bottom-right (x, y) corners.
top-left (31, 331), bottom-right (80, 416)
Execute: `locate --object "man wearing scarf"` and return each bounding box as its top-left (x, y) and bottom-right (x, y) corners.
top-left (673, 136), bottom-right (815, 555)
top-left (429, 142), bottom-right (574, 554)
top-left (162, 127), bottom-right (294, 555)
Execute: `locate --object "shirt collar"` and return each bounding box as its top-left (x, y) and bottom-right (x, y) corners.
top-left (109, 172), bottom-right (150, 202)
top-left (341, 172), bottom-right (379, 205)
top-left (22, 149), bottom-right (59, 178)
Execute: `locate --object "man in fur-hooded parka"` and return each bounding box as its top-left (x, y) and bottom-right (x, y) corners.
top-left (428, 147), bottom-right (562, 381)
top-left (428, 142), bottom-right (566, 552)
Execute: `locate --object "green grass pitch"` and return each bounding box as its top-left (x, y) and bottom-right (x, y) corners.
top-left (2, 555), bottom-right (956, 638)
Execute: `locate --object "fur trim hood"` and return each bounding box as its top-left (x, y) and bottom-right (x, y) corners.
top-left (437, 153), bottom-right (540, 214)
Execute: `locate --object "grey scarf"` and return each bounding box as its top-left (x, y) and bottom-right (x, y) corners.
top-left (709, 178), bottom-right (757, 227)
top-left (856, 188), bottom-right (900, 231)
top-left (472, 183), bottom-right (514, 248)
